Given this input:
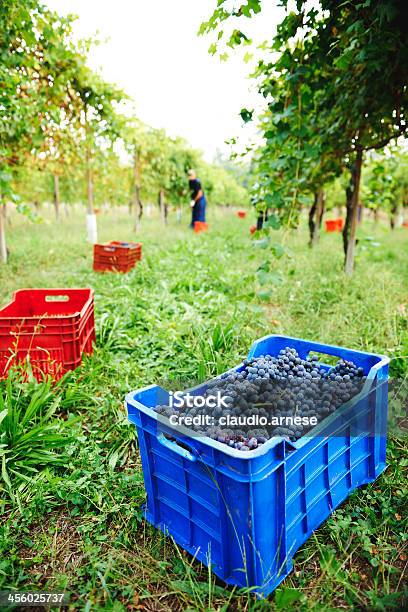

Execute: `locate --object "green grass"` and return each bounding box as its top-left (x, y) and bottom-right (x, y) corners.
top-left (0, 206), bottom-right (407, 610)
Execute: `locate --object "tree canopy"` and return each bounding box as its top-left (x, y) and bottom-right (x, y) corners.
top-left (0, 0), bottom-right (248, 254)
top-left (202, 0), bottom-right (408, 272)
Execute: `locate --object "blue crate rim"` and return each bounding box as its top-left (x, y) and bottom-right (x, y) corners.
top-left (125, 334), bottom-right (390, 461)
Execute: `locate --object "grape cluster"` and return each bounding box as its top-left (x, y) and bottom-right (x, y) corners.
top-left (155, 347), bottom-right (366, 452)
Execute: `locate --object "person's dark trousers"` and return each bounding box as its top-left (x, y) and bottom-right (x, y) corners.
top-left (190, 203), bottom-right (199, 228)
top-left (190, 197), bottom-right (207, 227)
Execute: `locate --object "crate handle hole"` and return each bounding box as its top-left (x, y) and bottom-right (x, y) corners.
top-left (45, 295), bottom-right (69, 302)
top-left (159, 433), bottom-right (197, 461)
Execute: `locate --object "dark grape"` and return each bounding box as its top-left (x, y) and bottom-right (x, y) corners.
top-left (156, 347), bottom-right (365, 452)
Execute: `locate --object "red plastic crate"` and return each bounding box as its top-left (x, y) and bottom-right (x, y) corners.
top-left (109, 241), bottom-right (142, 261)
top-left (325, 218), bottom-right (343, 233)
top-left (193, 221), bottom-right (208, 233)
top-left (325, 219), bottom-right (337, 232)
top-left (0, 288), bottom-right (95, 381)
top-left (93, 241), bottom-right (142, 272)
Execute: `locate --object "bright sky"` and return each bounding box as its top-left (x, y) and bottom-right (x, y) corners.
top-left (45, 0), bottom-right (284, 161)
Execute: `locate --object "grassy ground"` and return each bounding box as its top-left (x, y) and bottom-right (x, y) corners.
top-left (0, 205), bottom-right (407, 611)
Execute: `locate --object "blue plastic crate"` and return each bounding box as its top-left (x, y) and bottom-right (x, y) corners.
top-left (125, 335), bottom-right (389, 597)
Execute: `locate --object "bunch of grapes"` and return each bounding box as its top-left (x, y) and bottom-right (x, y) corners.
top-left (156, 347), bottom-right (366, 452)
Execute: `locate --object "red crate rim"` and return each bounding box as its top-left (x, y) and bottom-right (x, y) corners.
top-left (94, 241), bottom-right (142, 250)
top-left (110, 240), bottom-right (142, 247)
top-left (0, 288), bottom-right (94, 321)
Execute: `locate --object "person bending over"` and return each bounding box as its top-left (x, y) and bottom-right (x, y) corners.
top-left (188, 169), bottom-right (207, 228)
